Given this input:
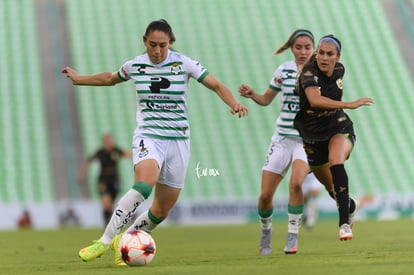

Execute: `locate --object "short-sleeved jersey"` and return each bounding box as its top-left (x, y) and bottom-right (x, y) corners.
top-left (269, 61), bottom-right (301, 139)
top-left (294, 60), bottom-right (353, 141)
top-left (118, 50), bottom-right (209, 140)
top-left (88, 147), bottom-right (124, 182)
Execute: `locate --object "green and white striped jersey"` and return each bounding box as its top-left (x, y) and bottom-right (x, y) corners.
top-left (269, 60), bottom-right (301, 140)
top-left (118, 50), bottom-right (209, 140)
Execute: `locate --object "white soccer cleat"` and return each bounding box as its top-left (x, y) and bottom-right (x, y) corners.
top-left (284, 233), bottom-right (298, 254)
top-left (259, 228), bottom-right (272, 255)
top-left (339, 223), bottom-right (353, 241)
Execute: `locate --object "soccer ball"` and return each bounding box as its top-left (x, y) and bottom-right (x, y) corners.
top-left (118, 230), bottom-right (156, 266)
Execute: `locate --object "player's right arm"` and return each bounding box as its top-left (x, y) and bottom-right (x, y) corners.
top-left (77, 153), bottom-right (96, 185)
top-left (61, 67), bottom-right (124, 86)
top-left (77, 159), bottom-right (90, 185)
top-left (239, 84), bottom-right (278, 106)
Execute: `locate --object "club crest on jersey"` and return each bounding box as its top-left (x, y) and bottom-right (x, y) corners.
top-left (171, 62), bottom-right (183, 75)
top-left (336, 78), bottom-right (343, 90)
top-left (303, 70), bottom-right (313, 76)
top-left (139, 146), bottom-right (149, 158)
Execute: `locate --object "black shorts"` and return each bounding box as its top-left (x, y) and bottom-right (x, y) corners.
top-left (98, 180), bottom-right (120, 201)
top-left (302, 128), bottom-right (356, 167)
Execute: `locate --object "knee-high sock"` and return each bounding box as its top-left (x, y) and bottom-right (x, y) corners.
top-left (126, 209), bottom-right (164, 234)
top-left (330, 164), bottom-right (350, 226)
top-left (100, 182), bottom-right (152, 244)
top-left (258, 208), bottom-right (273, 230)
top-left (328, 186), bottom-right (356, 214)
top-left (288, 204), bottom-right (304, 234)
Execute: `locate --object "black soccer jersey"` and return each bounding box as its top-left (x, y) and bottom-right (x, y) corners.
top-left (294, 60), bottom-right (353, 141)
top-left (88, 147), bottom-right (124, 182)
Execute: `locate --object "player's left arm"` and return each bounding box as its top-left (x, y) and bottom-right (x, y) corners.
top-left (305, 86), bottom-right (373, 109)
top-left (201, 74), bottom-right (249, 117)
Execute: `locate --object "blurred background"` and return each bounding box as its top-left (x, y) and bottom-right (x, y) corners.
top-left (1, 0), bottom-right (413, 230)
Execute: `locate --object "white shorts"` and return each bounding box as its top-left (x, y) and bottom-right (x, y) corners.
top-left (132, 136), bottom-right (190, 189)
top-left (262, 135), bottom-right (308, 176)
top-left (302, 172), bottom-right (323, 196)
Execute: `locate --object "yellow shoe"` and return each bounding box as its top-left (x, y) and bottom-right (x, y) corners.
top-left (79, 240), bottom-right (108, 262)
top-left (111, 233), bottom-right (127, 266)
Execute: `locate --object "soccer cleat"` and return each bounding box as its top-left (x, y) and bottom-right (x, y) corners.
top-left (259, 228), bottom-right (272, 255)
top-left (111, 233), bottom-right (127, 266)
top-left (339, 223), bottom-right (353, 241)
top-left (284, 233), bottom-right (298, 254)
top-left (78, 240), bottom-right (108, 262)
top-left (349, 198), bottom-right (361, 229)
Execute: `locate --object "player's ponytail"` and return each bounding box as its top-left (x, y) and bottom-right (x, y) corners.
top-left (274, 29), bottom-right (314, 55)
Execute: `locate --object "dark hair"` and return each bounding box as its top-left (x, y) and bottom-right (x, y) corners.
top-left (318, 34), bottom-right (341, 53)
top-left (143, 19), bottom-right (176, 43)
top-left (274, 29), bottom-right (314, 55)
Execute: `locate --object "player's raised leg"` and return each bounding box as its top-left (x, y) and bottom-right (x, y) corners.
top-left (79, 158), bottom-right (157, 262)
top-left (78, 182), bottom-right (151, 262)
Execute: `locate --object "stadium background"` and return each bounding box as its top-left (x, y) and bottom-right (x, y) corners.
top-left (1, 0), bottom-right (413, 229)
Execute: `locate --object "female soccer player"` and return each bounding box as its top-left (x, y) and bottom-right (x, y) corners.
top-left (294, 35), bottom-right (373, 240)
top-left (78, 133), bottom-right (131, 226)
top-left (239, 29), bottom-right (319, 254)
top-left (62, 19), bottom-right (248, 265)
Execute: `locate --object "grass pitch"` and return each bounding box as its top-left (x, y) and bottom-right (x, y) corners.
top-left (0, 218), bottom-right (412, 275)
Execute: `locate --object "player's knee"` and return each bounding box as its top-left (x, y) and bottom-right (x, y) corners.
top-left (288, 179), bottom-right (303, 192)
top-left (259, 193), bottom-right (274, 205)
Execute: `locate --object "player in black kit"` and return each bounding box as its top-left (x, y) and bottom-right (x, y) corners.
top-left (294, 35), bottom-right (374, 241)
top-left (78, 133), bottom-right (132, 225)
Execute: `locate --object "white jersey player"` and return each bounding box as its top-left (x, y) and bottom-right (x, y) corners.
top-left (63, 19), bottom-right (248, 265)
top-left (239, 29), bottom-right (317, 255)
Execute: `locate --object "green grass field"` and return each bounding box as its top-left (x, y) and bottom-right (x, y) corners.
top-left (0, 219), bottom-right (412, 275)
